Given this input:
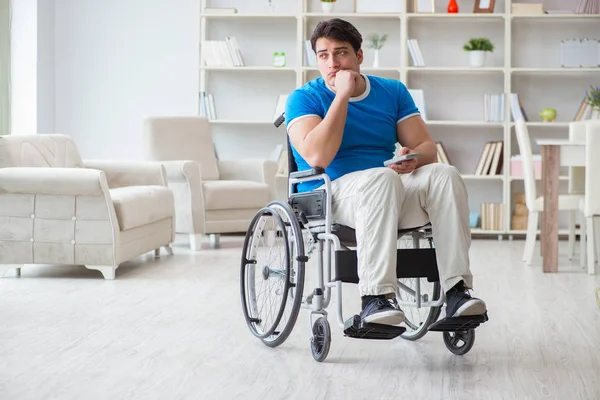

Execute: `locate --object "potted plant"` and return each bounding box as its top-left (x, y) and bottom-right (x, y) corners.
top-left (463, 38), bottom-right (495, 68)
top-left (320, 0), bottom-right (336, 13)
top-left (366, 33), bottom-right (388, 68)
top-left (586, 85), bottom-right (600, 119)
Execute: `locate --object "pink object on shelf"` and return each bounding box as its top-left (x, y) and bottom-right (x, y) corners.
top-left (510, 155), bottom-right (542, 179)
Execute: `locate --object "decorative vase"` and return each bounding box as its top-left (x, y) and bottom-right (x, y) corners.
top-left (469, 51), bottom-right (486, 67)
top-left (447, 0), bottom-right (459, 13)
top-left (373, 49), bottom-right (380, 68)
top-left (592, 106), bottom-right (600, 119)
top-left (321, 2), bottom-right (334, 13)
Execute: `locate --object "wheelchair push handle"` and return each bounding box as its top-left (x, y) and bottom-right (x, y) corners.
top-left (274, 112), bottom-right (285, 128)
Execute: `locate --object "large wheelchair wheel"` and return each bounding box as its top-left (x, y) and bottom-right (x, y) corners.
top-left (240, 200), bottom-right (306, 348)
top-left (396, 231), bottom-right (443, 341)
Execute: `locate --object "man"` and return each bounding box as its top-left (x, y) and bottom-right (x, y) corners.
top-left (285, 18), bottom-right (487, 326)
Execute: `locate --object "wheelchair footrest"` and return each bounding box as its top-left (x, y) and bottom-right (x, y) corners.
top-left (343, 315), bottom-right (406, 340)
top-left (427, 312), bottom-right (489, 332)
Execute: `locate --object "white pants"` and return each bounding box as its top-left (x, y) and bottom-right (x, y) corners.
top-left (325, 163), bottom-right (473, 297)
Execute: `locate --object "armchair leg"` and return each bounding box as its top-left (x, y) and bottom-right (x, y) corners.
top-left (85, 265), bottom-right (117, 280)
top-left (154, 248), bottom-right (160, 257)
top-left (165, 245), bottom-right (174, 256)
top-left (190, 234), bottom-right (203, 251)
top-left (210, 234), bottom-right (220, 249)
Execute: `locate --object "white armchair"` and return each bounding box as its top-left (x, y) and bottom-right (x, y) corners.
top-left (0, 134), bottom-right (175, 279)
top-left (141, 117), bottom-right (277, 250)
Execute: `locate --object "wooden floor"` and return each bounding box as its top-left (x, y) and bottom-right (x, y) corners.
top-left (1, 237), bottom-right (599, 400)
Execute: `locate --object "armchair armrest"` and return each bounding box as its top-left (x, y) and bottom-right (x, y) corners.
top-left (0, 167), bottom-right (108, 196)
top-left (159, 160), bottom-right (205, 236)
top-left (83, 160), bottom-right (167, 189)
top-left (219, 159), bottom-right (277, 185)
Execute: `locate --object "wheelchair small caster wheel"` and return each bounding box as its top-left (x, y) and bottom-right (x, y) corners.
top-left (443, 329), bottom-right (475, 356)
top-left (310, 317), bottom-right (331, 362)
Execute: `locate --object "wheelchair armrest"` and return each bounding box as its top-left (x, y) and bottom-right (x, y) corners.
top-left (289, 167), bottom-right (325, 179)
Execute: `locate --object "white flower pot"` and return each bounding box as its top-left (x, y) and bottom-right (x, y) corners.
top-left (321, 2), bottom-right (334, 13)
top-left (591, 106), bottom-right (600, 120)
top-left (372, 49), bottom-right (380, 68)
top-left (469, 51), bottom-right (487, 68)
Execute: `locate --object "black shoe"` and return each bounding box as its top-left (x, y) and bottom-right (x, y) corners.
top-left (359, 297), bottom-right (405, 326)
top-left (446, 287), bottom-right (487, 318)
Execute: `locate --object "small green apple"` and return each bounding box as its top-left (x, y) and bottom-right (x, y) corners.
top-left (539, 108), bottom-right (557, 122)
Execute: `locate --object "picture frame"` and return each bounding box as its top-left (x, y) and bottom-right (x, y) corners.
top-left (474, 0), bottom-right (496, 13)
top-left (413, 0), bottom-right (435, 13)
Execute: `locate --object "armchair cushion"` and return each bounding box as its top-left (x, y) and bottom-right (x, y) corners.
top-left (110, 185), bottom-right (174, 230)
top-left (0, 134), bottom-right (84, 168)
top-left (203, 180), bottom-right (270, 211)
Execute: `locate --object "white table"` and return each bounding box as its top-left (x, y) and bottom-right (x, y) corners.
top-left (535, 139), bottom-right (585, 272)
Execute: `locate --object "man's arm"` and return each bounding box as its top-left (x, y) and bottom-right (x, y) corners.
top-left (287, 70), bottom-right (360, 169)
top-left (287, 94), bottom-right (349, 169)
top-left (396, 115), bottom-right (437, 168)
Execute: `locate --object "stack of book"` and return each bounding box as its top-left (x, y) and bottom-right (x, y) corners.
top-left (199, 92), bottom-right (216, 120)
top-left (484, 93), bottom-right (505, 122)
top-left (480, 203), bottom-right (504, 231)
top-left (304, 40), bottom-right (317, 66)
top-left (201, 37), bottom-right (245, 67)
top-left (407, 39), bottom-right (425, 67)
top-left (573, 97), bottom-right (598, 120)
top-left (474, 141), bottom-right (503, 175)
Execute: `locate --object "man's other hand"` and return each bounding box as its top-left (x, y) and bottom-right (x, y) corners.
top-left (388, 147), bottom-right (418, 174)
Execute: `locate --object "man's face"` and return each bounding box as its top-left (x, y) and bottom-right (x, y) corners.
top-left (315, 37), bottom-right (363, 87)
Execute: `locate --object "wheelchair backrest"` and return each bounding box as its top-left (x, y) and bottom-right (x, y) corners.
top-left (275, 112), bottom-right (300, 194)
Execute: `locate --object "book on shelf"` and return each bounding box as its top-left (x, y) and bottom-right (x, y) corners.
top-left (509, 93), bottom-right (529, 122)
top-left (201, 37), bottom-right (245, 67)
top-left (408, 89), bottom-right (427, 121)
top-left (474, 141), bottom-right (503, 176)
top-left (304, 40), bottom-right (317, 66)
top-left (436, 142), bottom-right (451, 165)
top-left (480, 203), bottom-right (503, 231)
top-left (199, 92), bottom-right (217, 120)
top-left (483, 93), bottom-right (505, 122)
top-left (407, 39), bottom-right (425, 67)
top-left (573, 97), bottom-right (596, 121)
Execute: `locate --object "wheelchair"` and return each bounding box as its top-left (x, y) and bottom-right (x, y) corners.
top-left (240, 113), bottom-right (488, 362)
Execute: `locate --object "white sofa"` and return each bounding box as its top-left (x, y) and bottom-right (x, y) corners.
top-left (0, 134), bottom-right (175, 279)
top-left (142, 117), bottom-right (277, 250)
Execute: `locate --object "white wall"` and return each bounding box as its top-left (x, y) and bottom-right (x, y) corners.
top-left (10, 0), bottom-right (37, 135)
top-left (37, 0), bottom-right (54, 133)
top-left (54, 0), bottom-right (199, 160)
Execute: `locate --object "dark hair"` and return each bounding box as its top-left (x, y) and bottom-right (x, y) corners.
top-left (310, 18), bottom-right (362, 54)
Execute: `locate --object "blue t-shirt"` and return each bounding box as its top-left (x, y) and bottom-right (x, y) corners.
top-left (285, 74), bottom-right (420, 192)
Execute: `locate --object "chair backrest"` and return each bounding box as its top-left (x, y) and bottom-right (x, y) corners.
top-left (514, 120), bottom-right (537, 210)
top-left (585, 120), bottom-right (600, 217)
top-left (142, 117), bottom-right (220, 180)
top-left (569, 121), bottom-right (586, 194)
top-left (0, 134), bottom-right (84, 169)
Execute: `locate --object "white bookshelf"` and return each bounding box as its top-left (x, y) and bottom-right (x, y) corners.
top-left (200, 0), bottom-right (600, 237)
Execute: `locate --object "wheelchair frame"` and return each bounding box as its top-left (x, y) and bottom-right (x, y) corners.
top-left (240, 113), bottom-right (487, 362)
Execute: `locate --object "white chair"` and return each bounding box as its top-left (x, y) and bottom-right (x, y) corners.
top-left (583, 120), bottom-right (600, 274)
top-left (569, 121), bottom-right (587, 267)
top-left (514, 120), bottom-right (584, 265)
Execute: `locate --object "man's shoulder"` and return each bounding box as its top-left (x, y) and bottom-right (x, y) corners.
top-left (291, 77), bottom-right (327, 97)
top-left (367, 74), bottom-right (403, 90)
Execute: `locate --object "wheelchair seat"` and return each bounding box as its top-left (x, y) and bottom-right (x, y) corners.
top-left (307, 222), bottom-right (433, 248)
